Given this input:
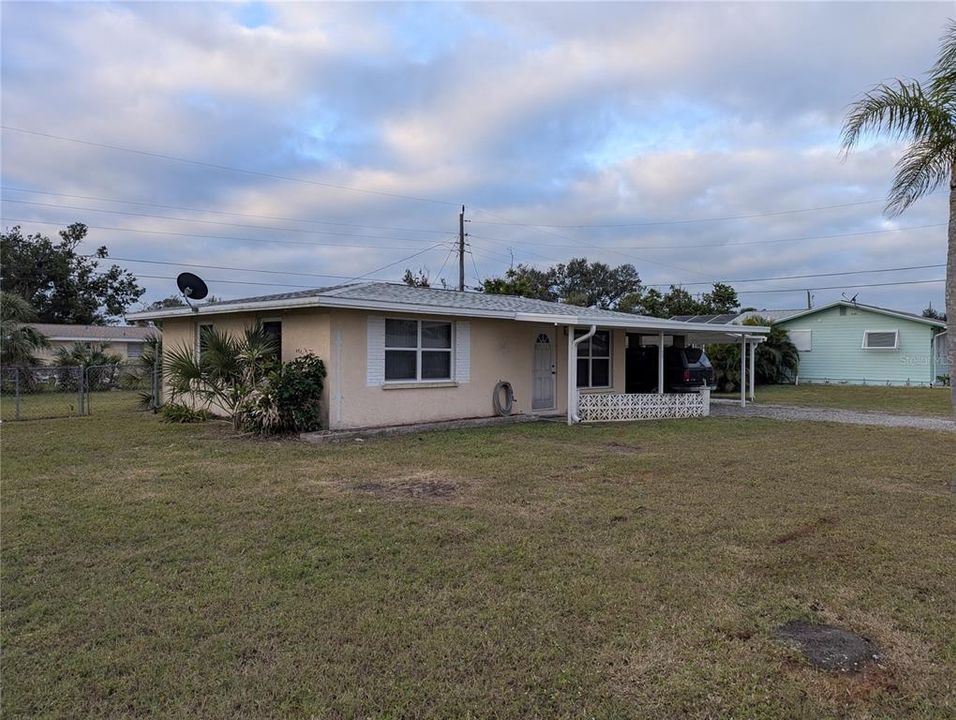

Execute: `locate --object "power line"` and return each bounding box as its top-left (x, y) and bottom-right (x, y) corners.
top-left (468, 222), bottom-right (945, 252)
top-left (1, 198), bottom-right (444, 244)
top-left (343, 243), bottom-right (450, 285)
top-left (736, 278), bottom-right (944, 295)
top-left (90, 256), bottom-right (387, 282)
top-left (0, 186), bottom-right (454, 235)
top-left (645, 263), bottom-right (946, 288)
top-left (2, 216), bottom-right (450, 251)
top-left (1, 125), bottom-right (460, 207)
top-left (468, 193), bottom-right (944, 229)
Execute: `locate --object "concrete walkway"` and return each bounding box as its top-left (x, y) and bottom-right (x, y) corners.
top-left (711, 401), bottom-right (956, 433)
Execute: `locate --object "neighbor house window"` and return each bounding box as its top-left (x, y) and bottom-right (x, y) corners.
top-left (127, 342), bottom-right (143, 359)
top-left (789, 329), bottom-right (812, 352)
top-left (862, 330), bottom-right (899, 350)
top-left (262, 320), bottom-right (282, 360)
top-left (575, 329), bottom-right (611, 388)
top-left (385, 318), bottom-right (452, 381)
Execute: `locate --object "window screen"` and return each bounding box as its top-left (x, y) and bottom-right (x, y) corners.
top-left (862, 330), bottom-right (898, 350)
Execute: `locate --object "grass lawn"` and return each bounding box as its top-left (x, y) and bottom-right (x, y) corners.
top-left (725, 384), bottom-right (953, 418)
top-left (0, 390), bottom-right (140, 421)
top-left (2, 408), bottom-right (954, 718)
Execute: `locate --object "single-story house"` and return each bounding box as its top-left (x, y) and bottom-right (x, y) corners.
top-left (775, 302), bottom-right (948, 386)
top-left (676, 301), bottom-right (949, 386)
top-left (28, 323), bottom-right (157, 364)
top-left (128, 283), bottom-right (768, 430)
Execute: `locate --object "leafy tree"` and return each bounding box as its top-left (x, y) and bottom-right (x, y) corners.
top-left (0, 291), bottom-right (49, 367)
top-left (619, 283), bottom-right (740, 318)
top-left (701, 282), bottom-right (739, 314)
top-left (841, 20), bottom-right (956, 413)
top-left (481, 264), bottom-right (559, 301)
top-left (402, 268), bottom-right (431, 288)
top-left (552, 258), bottom-right (641, 309)
top-left (1, 223), bottom-right (144, 324)
top-left (481, 258), bottom-right (640, 308)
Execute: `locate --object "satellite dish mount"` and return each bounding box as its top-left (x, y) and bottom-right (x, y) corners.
top-left (176, 272), bottom-right (209, 312)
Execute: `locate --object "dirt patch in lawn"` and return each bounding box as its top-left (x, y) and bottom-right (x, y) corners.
top-left (776, 620), bottom-right (881, 673)
top-left (352, 472), bottom-right (457, 501)
top-left (773, 517), bottom-right (832, 544)
top-left (606, 442), bottom-right (641, 455)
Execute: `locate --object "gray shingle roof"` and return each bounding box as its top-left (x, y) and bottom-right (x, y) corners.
top-left (199, 282), bottom-right (663, 322)
top-left (28, 324), bottom-right (157, 341)
top-left (128, 282), bottom-right (767, 337)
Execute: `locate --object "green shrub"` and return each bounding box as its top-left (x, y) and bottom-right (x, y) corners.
top-left (273, 353), bottom-right (326, 432)
top-left (160, 403), bottom-right (210, 423)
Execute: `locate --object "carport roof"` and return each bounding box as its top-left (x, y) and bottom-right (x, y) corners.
top-left (128, 282), bottom-right (767, 339)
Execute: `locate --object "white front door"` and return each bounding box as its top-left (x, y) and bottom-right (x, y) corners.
top-left (532, 330), bottom-right (555, 411)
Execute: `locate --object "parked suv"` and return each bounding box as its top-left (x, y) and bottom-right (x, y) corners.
top-left (625, 346), bottom-right (715, 393)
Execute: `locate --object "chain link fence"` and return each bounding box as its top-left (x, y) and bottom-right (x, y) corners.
top-left (1, 362), bottom-right (162, 421)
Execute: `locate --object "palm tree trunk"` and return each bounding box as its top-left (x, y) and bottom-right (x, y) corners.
top-left (948, 161), bottom-right (956, 415)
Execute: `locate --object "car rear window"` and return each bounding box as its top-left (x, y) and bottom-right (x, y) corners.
top-left (683, 348), bottom-right (704, 363)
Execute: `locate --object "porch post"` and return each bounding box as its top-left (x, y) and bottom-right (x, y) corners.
top-left (567, 325), bottom-right (576, 425)
top-left (657, 331), bottom-right (664, 394)
top-left (739, 335), bottom-right (746, 408)
top-left (748, 340), bottom-right (756, 402)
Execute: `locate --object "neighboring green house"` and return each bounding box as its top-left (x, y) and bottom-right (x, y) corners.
top-left (774, 302), bottom-right (948, 387)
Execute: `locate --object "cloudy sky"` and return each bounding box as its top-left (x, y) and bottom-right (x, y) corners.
top-left (1, 1), bottom-right (951, 314)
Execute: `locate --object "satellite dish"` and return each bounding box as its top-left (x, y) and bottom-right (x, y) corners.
top-left (177, 272), bottom-right (208, 301)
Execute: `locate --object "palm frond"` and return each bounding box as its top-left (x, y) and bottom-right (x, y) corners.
top-left (930, 20), bottom-right (956, 99)
top-left (841, 80), bottom-right (945, 151)
top-left (887, 137), bottom-right (955, 215)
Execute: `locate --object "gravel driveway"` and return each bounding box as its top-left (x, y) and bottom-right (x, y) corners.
top-left (712, 401), bottom-right (956, 433)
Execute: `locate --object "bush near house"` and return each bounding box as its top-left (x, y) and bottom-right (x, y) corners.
top-left (164, 325), bottom-right (326, 435)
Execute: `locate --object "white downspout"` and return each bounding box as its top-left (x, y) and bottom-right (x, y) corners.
top-left (657, 331), bottom-right (665, 394)
top-left (567, 324), bottom-right (596, 425)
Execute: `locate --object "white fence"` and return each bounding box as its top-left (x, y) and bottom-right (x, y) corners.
top-left (577, 390), bottom-right (709, 422)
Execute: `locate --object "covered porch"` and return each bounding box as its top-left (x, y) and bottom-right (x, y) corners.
top-left (562, 322), bottom-right (766, 424)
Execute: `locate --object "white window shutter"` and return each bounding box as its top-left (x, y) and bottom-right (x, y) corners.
top-left (367, 316), bottom-right (385, 386)
top-left (455, 320), bottom-right (470, 384)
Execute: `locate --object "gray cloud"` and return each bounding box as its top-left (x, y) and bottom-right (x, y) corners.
top-left (1, 1), bottom-right (950, 312)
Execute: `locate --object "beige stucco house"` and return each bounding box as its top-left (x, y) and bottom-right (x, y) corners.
top-left (129, 283), bottom-right (766, 430)
top-left (29, 323), bottom-right (157, 364)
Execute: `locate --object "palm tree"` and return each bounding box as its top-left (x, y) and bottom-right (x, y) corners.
top-left (1, 291), bottom-right (49, 367)
top-left (842, 20), bottom-right (956, 413)
top-left (164, 324), bottom-right (279, 431)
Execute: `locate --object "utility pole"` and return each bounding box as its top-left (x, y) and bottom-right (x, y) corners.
top-left (458, 204), bottom-right (466, 292)
top-left (806, 289), bottom-right (812, 309)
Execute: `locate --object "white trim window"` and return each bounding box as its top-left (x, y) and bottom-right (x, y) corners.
top-left (862, 329), bottom-right (899, 350)
top-left (575, 328), bottom-right (611, 388)
top-left (385, 318), bottom-right (453, 382)
top-left (789, 329), bottom-right (812, 352)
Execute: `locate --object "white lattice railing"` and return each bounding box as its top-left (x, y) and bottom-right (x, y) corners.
top-left (577, 391), bottom-right (709, 422)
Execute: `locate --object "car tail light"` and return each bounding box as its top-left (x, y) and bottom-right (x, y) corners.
top-left (682, 369), bottom-right (691, 382)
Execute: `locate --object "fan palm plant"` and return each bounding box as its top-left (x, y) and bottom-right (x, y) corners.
top-left (1, 291), bottom-right (49, 367)
top-left (164, 324), bottom-right (279, 431)
top-left (841, 20), bottom-right (955, 413)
